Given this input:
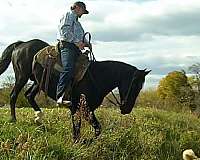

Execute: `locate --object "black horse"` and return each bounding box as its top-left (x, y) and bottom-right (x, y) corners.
top-left (32, 55), bottom-right (150, 141)
top-left (0, 39), bottom-right (150, 141)
top-left (0, 39), bottom-right (49, 121)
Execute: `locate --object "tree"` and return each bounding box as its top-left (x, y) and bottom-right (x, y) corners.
top-left (188, 63), bottom-right (200, 93)
top-left (157, 71), bottom-right (194, 105)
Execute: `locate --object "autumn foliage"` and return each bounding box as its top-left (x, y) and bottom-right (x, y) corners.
top-left (157, 71), bottom-right (195, 109)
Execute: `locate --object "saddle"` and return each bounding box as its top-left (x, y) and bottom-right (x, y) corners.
top-left (33, 43), bottom-right (90, 94)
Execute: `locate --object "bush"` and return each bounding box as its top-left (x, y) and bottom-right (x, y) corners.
top-left (137, 89), bottom-right (191, 113)
top-left (157, 71), bottom-right (195, 111)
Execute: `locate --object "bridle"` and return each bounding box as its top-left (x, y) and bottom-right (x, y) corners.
top-left (121, 74), bottom-right (137, 106)
top-left (105, 75), bottom-right (137, 107)
top-left (88, 69), bottom-right (137, 107)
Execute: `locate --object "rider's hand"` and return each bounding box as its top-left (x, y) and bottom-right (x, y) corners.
top-left (75, 42), bottom-right (85, 50)
top-left (84, 43), bottom-right (92, 51)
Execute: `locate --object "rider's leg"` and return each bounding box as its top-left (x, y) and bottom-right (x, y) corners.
top-left (56, 43), bottom-right (79, 104)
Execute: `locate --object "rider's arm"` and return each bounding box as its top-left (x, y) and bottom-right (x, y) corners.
top-left (73, 21), bottom-right (89, 49)
top-left (58, 12), bottom-right (80, 42)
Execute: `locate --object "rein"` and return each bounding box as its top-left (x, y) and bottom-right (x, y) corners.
top-left (88, 68), bottom-right (136, 107)
top-left (83, 32), bottom-right (96, 61)
top-left (106, 74), bottom-right (136, 107)
top-left (87, 70), bottom-right (122, 106)
top-left (83, 32), bottom-right (136, 107)
top-left (83, 32), bottom-right (122, 106)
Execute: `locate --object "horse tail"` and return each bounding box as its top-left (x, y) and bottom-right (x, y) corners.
top-left (0, 41), bottom-right (23, 75)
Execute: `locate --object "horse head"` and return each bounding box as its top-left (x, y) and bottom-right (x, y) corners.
top-left (119, 68), bottom-right (151, 115)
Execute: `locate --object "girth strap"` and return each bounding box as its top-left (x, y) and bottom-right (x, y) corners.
top-left (38, 55), bottom-right (56, 95)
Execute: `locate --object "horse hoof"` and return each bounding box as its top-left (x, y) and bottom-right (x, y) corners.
top-left (36, 124), bottom-right (46, 131)
top-left (81, 138), bottom-right (94, 145)
top-left (73, 138), bottom-right (80, 144)
top-left (73, 136), bottom-right (81, 144)
top-left (9, 118), bottom-right (17, 123)
top-left (34, 119), bottom-right (43, 126)
top-left (34, 111), bottom-right (44, 125)
top-left (95, 130), bottom-right (101, 138)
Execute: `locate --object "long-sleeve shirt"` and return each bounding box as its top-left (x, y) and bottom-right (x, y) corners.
top-left (57, 10), bottom-right (86, 43)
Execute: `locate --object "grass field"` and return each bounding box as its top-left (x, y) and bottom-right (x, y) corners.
top-left (0, 107), bottom-right (200, 160)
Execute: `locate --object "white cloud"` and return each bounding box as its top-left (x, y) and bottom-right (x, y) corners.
top-left (0, 0), bottom-right (200, 88)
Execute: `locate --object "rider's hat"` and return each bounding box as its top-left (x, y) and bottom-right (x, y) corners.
top-left (73, 1), bottom-right (89, 14)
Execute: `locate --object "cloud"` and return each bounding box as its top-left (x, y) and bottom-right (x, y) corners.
top-left (93, 35), bottom-right (200, 75)
top-left (0, 0), bottom-right (200, 89)
top-left (0, 42), bottom-right (6, 46)
top-left (1, 0), bottom-right (200, 43)
top-left (83, 0), bottom-right (200, 42)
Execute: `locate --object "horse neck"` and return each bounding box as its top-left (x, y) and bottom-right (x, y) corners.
top-left (89, 61), bottom-right (131, 96)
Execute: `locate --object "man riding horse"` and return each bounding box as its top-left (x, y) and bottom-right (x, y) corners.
top-left (56, 1), bottom-right (90, 106)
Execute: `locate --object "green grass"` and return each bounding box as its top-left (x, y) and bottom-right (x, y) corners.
top-left (0, 107), bottom-right (200, 159)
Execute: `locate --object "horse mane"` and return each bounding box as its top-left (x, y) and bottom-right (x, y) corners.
top-left (90, 60), bottom-right (137, 71)
top-left (89, 60), bottom-right (137, 79)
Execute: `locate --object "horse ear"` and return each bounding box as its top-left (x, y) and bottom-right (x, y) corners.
top-left (145, 70), bottom-right (151, 76)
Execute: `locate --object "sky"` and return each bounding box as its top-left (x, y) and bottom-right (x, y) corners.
top-left (0, 0), bottom-right (200, 89)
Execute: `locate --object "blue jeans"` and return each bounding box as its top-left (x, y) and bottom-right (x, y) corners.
top-left (56, 44), bottom-right (79, 99)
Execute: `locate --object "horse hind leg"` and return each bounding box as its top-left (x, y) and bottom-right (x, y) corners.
top-left (25, 83), bottom-right (43, 124)
top-left (10, 77), bottom-right (28, 122)
top-left (25, 83), bottom-right (40, 111)
top-left (24, 83), bottom-right (34, 97)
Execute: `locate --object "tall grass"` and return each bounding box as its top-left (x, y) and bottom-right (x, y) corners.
top-left (1, 107), bottom-right (200, 159)
top-left (1, 86), bottom-right (200, 159)
top-left (137, 89), bottom-right (193, 113)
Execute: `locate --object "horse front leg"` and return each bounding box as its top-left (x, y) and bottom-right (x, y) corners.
top-left (79, 94), bottom-right (101, 138)
top-left (88, 111), bottom-right (101, 138)
top-left (71, 108), bottom-right (81, 143)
